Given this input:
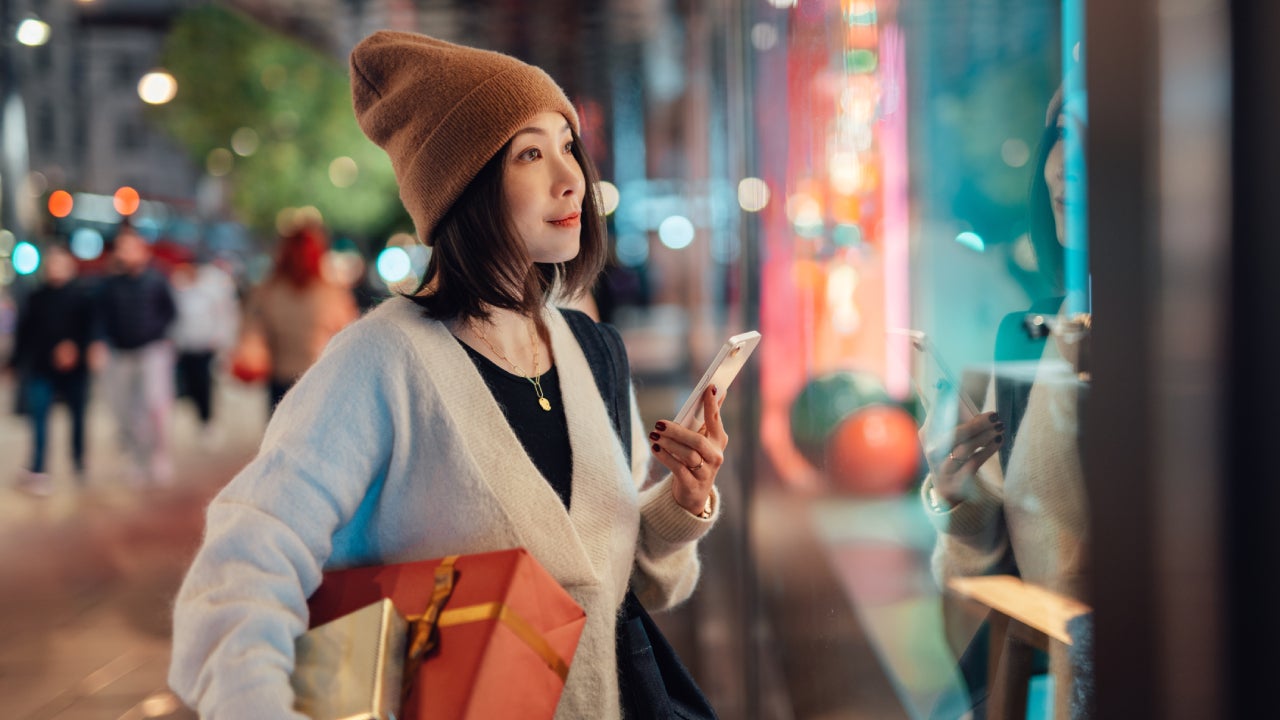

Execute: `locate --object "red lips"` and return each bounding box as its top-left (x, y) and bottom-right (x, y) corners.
top-left (548, 212), bottom-right (581, 228)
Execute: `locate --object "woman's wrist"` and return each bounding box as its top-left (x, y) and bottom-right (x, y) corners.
top-left (677, 492), bottom-right (713, 519)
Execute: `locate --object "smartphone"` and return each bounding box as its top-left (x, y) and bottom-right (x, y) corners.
top-left (892, 329), bottom-right (981, 419)
top-left (673, 330), bottom-right (762, 430)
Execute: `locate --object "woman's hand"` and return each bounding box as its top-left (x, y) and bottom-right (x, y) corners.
top-left (925, 411), bottom-right (1004, 505)
top-left (649, 385), bottom-right (727, 516)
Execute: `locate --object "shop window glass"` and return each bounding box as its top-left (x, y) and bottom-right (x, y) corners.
top-left (748, 0), bottom-right (1091, 717)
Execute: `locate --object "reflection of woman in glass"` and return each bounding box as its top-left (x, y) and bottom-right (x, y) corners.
top-left (921, 88), bottom-right (1090, 718)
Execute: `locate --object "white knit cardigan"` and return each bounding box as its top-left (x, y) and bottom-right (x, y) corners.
top-left (169, 297), bottom-right (718, 719)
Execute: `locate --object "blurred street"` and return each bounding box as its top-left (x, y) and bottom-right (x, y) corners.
top-left (0, 365), bottom-right (752, 720)
top-left (0, 373), bottom-right (268, 720)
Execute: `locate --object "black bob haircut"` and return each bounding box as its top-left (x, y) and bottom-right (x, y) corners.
top-left (407, 128), bottom-right (607, 335)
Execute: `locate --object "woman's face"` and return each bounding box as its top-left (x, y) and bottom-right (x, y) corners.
top-left (501, 111), bottom-right (585, 264)
top-left (1045, 113), bottom-right (1067, 244)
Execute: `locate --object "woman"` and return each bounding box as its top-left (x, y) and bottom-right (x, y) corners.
top-left (241, 222), bottom-right (358, 410)
top-left (169, 31), bottom-right (725, 719)
top-left (921, 88), bottom-right (1090, 719)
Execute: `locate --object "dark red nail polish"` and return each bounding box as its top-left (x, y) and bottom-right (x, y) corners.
top-left (655, 422), bottom-right (667, 431)
top-left (651, 444), bottom-right (661, 453)
top-left (994, 422), bottom-right (1006, 431)
top-left (711, 385), bottom-right (718, 395)
top-left (649, 432), bottom-right (660, 441)
top-left (994, 435), bottom-right (1004, 444)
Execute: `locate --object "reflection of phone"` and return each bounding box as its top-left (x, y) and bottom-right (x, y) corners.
top-left (893, 329), bottom-right (980, 419)
top-left (673, 331), bottom-right (762, 430)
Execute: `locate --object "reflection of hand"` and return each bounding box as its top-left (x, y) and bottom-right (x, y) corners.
top-left (926, 411), bottom-right (1004, 505)
top-left (650, 386), bottom-right (727, 517)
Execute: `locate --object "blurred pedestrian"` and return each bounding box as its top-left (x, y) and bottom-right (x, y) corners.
top-left (238, 222), bottom-right (358, 411)
top-left (6, 243), bottom-right (97, 495)
top-left (170, 257), bottom-right (239, 446)
top-left (96, 221), bottom-right (178, 486)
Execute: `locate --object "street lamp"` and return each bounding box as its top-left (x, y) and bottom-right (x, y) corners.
top-left (14, 17), bottom-right (50, 47)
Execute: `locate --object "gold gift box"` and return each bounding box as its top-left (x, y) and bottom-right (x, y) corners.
top-left (291, 598), bottom-right (408, 720)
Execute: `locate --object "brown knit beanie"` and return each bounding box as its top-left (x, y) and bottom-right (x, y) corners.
top-left (350, 31), bottom-right (580, 245)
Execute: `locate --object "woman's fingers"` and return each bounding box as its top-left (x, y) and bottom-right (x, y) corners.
top-left (934, 432), bottom-right (1005, 503)
top-left (650, 386), bottom-right (728, 515)
top-left (954, 411), bottom-right (1003, 444)
top-left (699, 385), bottom-right (728, 444)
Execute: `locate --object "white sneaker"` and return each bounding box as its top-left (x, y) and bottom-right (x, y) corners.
top-left (16, 471), bottom-right (53, 497)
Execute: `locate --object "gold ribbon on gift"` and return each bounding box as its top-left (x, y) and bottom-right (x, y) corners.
top-left (435, 601), bottom-right (571, 682)
top-left (402, 555), bottom-right (460, 699)
top-left (402, 554), bottom-right (571, 683)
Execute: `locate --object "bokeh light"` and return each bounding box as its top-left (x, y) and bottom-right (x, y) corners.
top-left (206, 148), bottom-right (233, 176)
top-left (658, 215), bottom-right (695, 250)
top-left (113, 186), bottom-right (141, 215)
top-left (261, 65), bottom-right (287, 91)
top-left (15, 18), bottom-right (51, 47)
top-left (738, 177), bottom-right (770, 212)
top-left (321, 250), bottom-right (364, 288)
top-left (25, 171), bottom-right (48, 197)
top-left (138, 70), bottom-right (178, 104)
top-left (328, 157), bottom-right (358, 188)
top-left (751, 23), bottom-right (779, 51)
top-left (231, 127), bottom-right (260, 157)
top-left (829, 152), bottom-right (863, 195)
top-left (1001, 138), bottom-right (1031, 168)
top-left (955, 231), bottom-right (986, 252)
top-left (71, 228), bottom-right (104, 261)
top-left (376, 246), bottom-right (412, 283)
top-left (594, 181), bottom-right (620, 215)
top-left (48, 190), bottom-right (73, 218)
top-left (616, 235), bottom-right (648, 266)
top-left (12, 242), bottom-right (40, 275)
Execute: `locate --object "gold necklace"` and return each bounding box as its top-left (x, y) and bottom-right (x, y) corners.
top-left (473, 317), bottom-right (551, 412)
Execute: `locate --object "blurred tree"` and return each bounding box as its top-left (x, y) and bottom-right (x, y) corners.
top-left (152, 5), bottom-right (408, 239)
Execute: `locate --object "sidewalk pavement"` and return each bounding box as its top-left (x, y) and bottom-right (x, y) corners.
top-left (0, 374), bottom-right (269, 720)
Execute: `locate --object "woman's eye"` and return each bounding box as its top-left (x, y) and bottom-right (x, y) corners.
top-left (519, 148), bottom-right (542, 161)
top-left (562, 141), bottom-right (574, 154)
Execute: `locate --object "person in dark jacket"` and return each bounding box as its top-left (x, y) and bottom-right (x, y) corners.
top-left (97, 221), bottom-right (178, 486)
top-left (8, 243), bottom-right (97, 495)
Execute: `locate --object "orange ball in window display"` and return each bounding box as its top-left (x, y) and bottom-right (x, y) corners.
top-left (825, 404), bottom-right (922, 495)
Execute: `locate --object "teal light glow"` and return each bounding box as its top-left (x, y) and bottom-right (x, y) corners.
top-left (376, 246), bottom-right (411, 283)
top-left (71, 228), bottom-right (104, 260)
top-left (833, 223), bottom-right (864, 247)
top-left (12, 241), bottom-right (40, 275)
top-left (658, 215), bottom-right (695, 250)
top-left (847, 10), bottom-right (877, 25)
top-left (955, 232), bottom-right (985, 253)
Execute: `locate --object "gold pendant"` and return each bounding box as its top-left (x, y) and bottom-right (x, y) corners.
top-left (539, 397), bottom-right (552, 412)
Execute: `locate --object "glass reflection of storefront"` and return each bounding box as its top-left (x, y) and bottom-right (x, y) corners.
top-left (743, 1), bottom-right (1094, 718)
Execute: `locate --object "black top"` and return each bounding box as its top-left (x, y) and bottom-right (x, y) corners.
top-left (10, 280), bottom-right (95, 377)
top-left (97, 267), bottom-right (176, 350)
top-left (457, 340), bottom-right (573, 509)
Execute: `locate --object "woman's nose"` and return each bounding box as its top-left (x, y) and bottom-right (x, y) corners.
top-left (554, 157), bottom-right (583, 197)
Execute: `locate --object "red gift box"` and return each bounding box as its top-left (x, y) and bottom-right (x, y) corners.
top-left (308, 548), bottom-right (586, 720)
